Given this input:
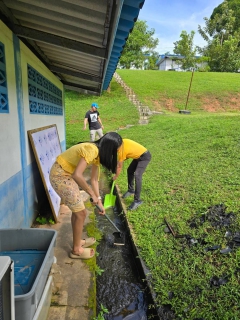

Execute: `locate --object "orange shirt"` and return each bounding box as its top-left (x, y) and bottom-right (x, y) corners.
top-left (118, 139), bottom-right (147, 162)
top-left (57, 143), bottom-right (100, 173)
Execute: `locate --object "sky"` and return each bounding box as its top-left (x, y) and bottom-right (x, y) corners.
top-left (138, 0), bottom-right (223, 54)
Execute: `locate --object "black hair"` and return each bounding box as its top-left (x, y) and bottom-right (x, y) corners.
top-left (94, 132), bottom-right (122, 173)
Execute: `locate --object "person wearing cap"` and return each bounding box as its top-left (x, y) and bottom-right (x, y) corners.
top-left (113, 139), bottom-right (151, 210)
top-left (83, 102), bottom-right (104, 141)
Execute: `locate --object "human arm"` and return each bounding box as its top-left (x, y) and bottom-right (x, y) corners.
top-left (112, 161), bottom-right (123, 180)
top-left (83, 117), bottom-right (88, 130)
top-left (72, 158), bottom-right (99, 205)
top-left (97, 116), bottom-right (104, 130)
top-left (90, 164), bottom-right (105, 214)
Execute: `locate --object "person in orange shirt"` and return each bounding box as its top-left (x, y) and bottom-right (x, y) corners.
top-left (50, 132), bottom-right (122, 259)
top-left (113, 139), bottom-right (151, 210)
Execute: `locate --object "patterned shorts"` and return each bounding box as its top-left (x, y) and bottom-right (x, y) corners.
top-left (49, 162), bottom-right (85, 212)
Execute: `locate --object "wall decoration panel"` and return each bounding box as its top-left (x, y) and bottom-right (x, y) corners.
top-left (28, 124), bottom-right (62, 222)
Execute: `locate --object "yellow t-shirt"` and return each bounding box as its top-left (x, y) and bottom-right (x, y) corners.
top-left (118, 139), bottom-right (147, 162)
top-left (56, 143), bottom-right (100, 173)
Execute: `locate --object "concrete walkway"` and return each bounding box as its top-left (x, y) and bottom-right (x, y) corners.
top-left (37, 193), bottom-right (96, 320)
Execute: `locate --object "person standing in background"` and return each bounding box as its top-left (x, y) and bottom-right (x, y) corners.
top-left (83, 102), bottom-right (104, 141)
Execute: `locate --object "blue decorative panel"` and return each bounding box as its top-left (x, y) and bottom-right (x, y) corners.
top-left (28, 65), bottom-right (63, 115)
top-left (0, 42), bottom-right (9, 113)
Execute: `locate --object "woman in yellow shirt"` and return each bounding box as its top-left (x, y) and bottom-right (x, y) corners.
top-left (113, 139), bottom-right (151, 210)
top-left (50, 132), bottom-right (122, 259)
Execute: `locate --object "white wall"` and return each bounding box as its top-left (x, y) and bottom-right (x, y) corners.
top-left (158, 58), bottom-right (183, 71)
top-left (158, 57), bottom-right (208, 71)
top-left (0, 21), bottom-right (66, 227)
top-left (0, 22), bottom-right (21, 183)
top-left (19, 40), bottom-right (65, 166)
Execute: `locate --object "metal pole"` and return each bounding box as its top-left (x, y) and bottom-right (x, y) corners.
top-left (185, 69), bottom-right (194, 110)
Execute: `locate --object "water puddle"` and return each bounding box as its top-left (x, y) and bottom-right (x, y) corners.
top-left (96, 204), bottom-right (148, 319)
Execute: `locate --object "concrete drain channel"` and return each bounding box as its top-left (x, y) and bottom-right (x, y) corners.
top-left (96, 188), bottom-right (158, 319)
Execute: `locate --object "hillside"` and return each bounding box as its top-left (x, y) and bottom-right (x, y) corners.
top-left (116, 69), bottom-right (240, 113)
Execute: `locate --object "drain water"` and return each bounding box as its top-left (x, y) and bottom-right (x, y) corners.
top-left (96, 206), bottom-right (148, 319)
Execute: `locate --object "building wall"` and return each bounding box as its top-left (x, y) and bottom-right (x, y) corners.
top-left (0, 21), bottom-right (66, 228)
top-left (158, 59), bottom-right (167, 70)
top-left (158, 58), bottom-right (183, 71)
top-left (158, 57), bottom-right (208, 71)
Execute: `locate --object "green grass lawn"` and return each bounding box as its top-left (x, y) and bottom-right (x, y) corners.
top-left (65, 70), bottom-right (240, 319)
top-left (117, 114), bottom-right (240, 319)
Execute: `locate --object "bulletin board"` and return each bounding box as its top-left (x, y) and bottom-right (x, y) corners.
top-left (28, 124), bottom-right (62, 222)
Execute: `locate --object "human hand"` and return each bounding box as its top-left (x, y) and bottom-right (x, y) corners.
top-left (90, 198), bottom-right (105, 215)
top-left (90, 195), bottom-right (98, 205)
top-left (96, 202), bottom-right (105, 215)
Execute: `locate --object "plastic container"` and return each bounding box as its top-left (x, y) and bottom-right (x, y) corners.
top-left (32, 275), bottom-right (53, 320)
top-left (0, 250), bottom-right (46, 296)
top-left (0, 256), bottom-right (15, 319)
top-left (0, 229), bottom-right (57, 320)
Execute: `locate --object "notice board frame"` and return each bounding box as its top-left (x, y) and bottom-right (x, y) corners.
top-left (28, 124), bottom-right (62, 222)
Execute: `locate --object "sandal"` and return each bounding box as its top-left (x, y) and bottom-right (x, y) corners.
top-left (69, 248), bottom-right (95, 260)
top-left (81, 237), bottom-right (96, 248)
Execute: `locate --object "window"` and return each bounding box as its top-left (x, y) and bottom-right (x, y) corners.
top-left (28, 65), bottom-right (63, 115)
top-left (0, 42), bottom-right (9, 113)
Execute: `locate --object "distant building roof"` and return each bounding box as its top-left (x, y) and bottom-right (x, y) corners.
top-left (156, 54), bottom-right (202, 66)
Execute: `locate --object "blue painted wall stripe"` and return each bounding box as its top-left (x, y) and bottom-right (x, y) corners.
top-left (13, 34), bottom-right (28, 226)
top-left (0, 163), bottom-right (42, 228)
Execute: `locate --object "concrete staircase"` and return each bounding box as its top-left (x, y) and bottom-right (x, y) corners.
top-left (114, 72), bottom-right (153, 124)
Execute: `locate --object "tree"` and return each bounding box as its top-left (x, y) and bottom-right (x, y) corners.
top-left (205, 36), bottom-right (240, 72)
top-left (198, 1), bottom-right (236, 44)
top-left (119, 20), bottom-right (159, 69)
top-left (144, 51), bottom-right (159, 70)
top-left (173, 31), bottom-right (197, 70)
top-left (210, 0), bottom-right (240, 34)
top-left (198, 0), bottom-right (240, 72)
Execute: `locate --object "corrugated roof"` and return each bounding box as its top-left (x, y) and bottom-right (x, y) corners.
top-left (0, 0), bottom-right (144, 96)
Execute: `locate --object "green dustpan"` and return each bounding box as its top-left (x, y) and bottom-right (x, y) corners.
top-left (104, 181), bottom-right (116, 209)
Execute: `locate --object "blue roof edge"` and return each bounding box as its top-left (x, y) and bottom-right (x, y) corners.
top-left (102, 0), bottom-right (145, 91)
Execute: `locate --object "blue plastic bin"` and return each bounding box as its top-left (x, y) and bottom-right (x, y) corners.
top-left (0, 229), bottom-right (57, 320)
top-left (0, 250), bottom-right (46, 295)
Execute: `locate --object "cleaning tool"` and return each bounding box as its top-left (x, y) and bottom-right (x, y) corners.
top-left (104, 180), bottom-right (116, 209)
top-left (90, 198), bottom-right (124, 245)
